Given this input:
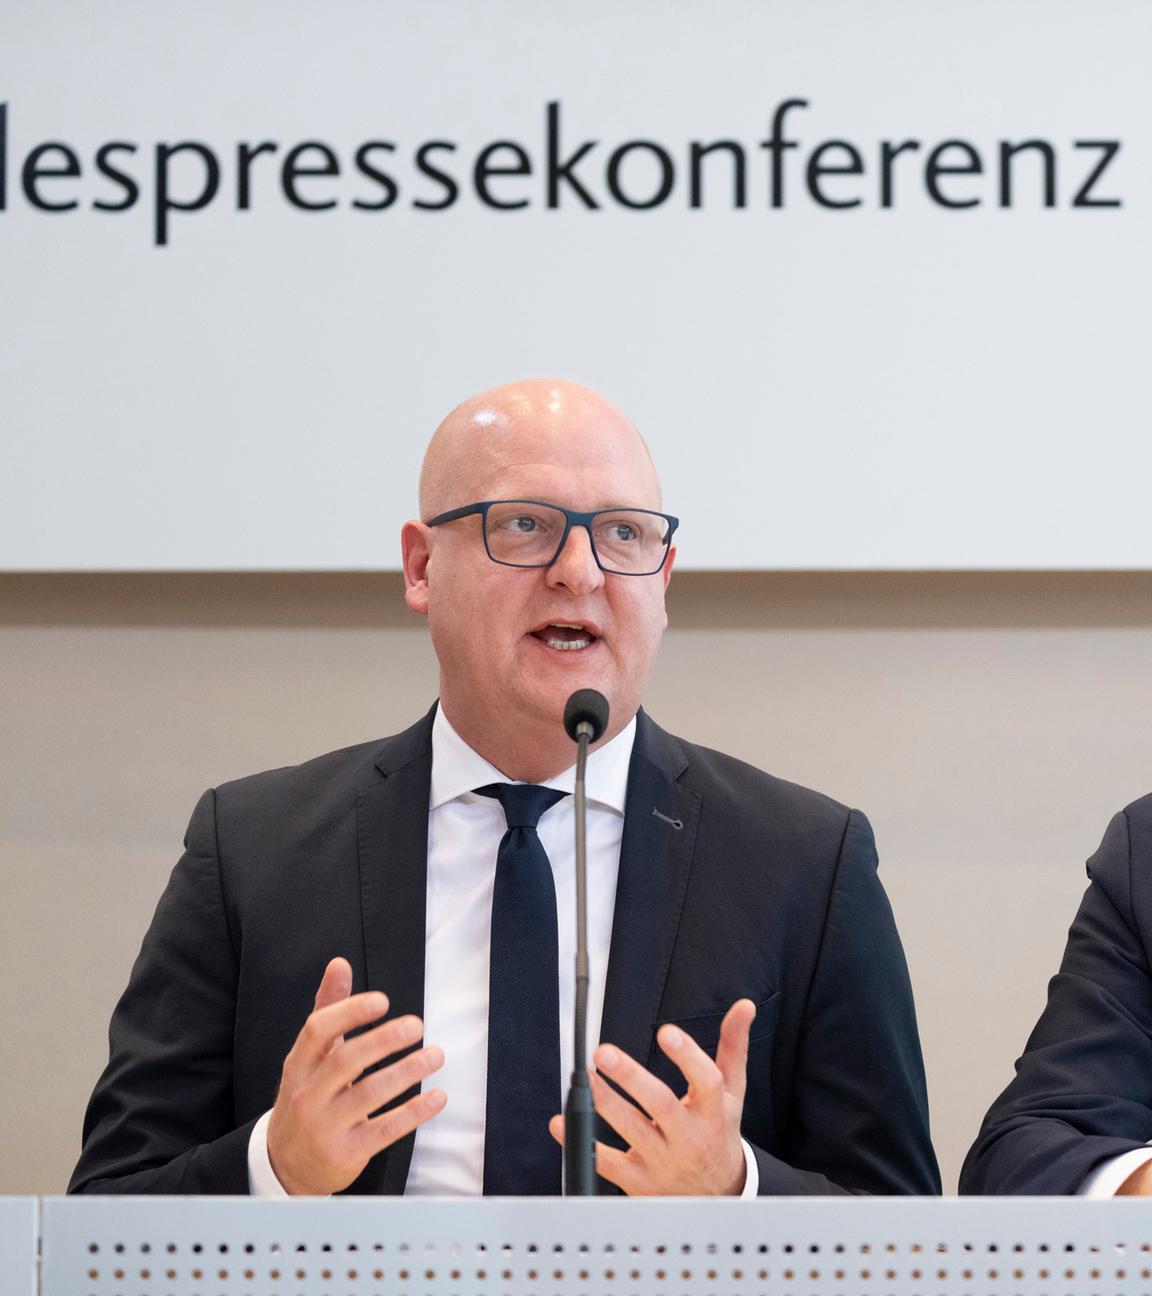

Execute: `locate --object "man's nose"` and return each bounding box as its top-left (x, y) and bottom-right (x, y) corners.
top-left (546, 524), bottom-right (604, 594)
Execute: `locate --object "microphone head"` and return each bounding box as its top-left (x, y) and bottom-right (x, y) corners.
top-left (564, 689), bottom-right (610, 744)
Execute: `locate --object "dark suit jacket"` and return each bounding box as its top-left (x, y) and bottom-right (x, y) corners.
top-left (961, 795), bottom-right (1152, 1195)
top-left (70, 706), bottom-right (939, 1196)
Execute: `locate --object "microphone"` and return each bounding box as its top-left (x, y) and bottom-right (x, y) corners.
top-left (562, 688), bottom-right (608, 1196)
top-left (563, 688), bottom-right (610, 745)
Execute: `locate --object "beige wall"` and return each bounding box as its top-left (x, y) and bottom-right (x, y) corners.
top-left (4, 571), bottom-right (1152, 1195)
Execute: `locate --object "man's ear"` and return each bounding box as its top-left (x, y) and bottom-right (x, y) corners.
top-left (401, 520), bottom-right (432, 616)
top-left (659, 545), bottom-right (676, 627)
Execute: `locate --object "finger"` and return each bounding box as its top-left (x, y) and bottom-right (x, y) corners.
top-left (590, 1070), bottom-right (663, 1153)
top-left (337, 1044), bottom-right (444, 1122)
top-left (592, 1140), bottom-right (645, 1196)
top-left (357, 1087), bottom-right (447, 1156)
top-left (309, 960), bottom-right (356, 1062)
top-left (289, 991), bottom-right (390, 1071)
top-left (313, 957), bottom-right (354, 1012)
top-left (656, 1023), bottom-right (725, 1114)
top-left (715, 999), bottom-right (756, 1102)
top-left (320, 1013), bottom-right (425, 1093)
top-left (552, 1118), bottom-right (648, 1195)
top-left (593, 1044), bottom-right (682, 1131)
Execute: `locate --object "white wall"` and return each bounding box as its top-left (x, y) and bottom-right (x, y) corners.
top-left (4, 571), bottom-right (1152, 1194)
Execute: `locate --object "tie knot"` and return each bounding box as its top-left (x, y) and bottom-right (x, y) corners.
top-left (476, 782), bottom-right (567, 830)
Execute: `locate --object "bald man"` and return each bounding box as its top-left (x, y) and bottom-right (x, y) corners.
top-left (70, 381), bottom-right (939, 1198)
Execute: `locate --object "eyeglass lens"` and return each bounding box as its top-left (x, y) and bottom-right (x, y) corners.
top-left (483, 502), bottom-right (669, 573)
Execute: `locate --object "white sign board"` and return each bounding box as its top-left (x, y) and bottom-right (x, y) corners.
top-left (2, 1), bottom-right (1148, 569)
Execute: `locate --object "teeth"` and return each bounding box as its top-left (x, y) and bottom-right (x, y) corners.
top-left (536, 621), bottom-right (594, 651)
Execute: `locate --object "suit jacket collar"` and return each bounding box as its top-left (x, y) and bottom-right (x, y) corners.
top-left (599, 711), bottom-right (701, 1123)
top-left (350, 704), bottom-right (437, 1195)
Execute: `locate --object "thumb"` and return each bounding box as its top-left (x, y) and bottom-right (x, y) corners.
top-left (314, 956), bottom-right (354, 1011)
top-left (715, 998), bottom-right (756, 1101)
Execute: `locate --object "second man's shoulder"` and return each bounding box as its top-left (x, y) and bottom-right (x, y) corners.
top-left (1121, 791), bottom-right (1152, 835)
top-left (1085, 793), bottom-right (1152, 911)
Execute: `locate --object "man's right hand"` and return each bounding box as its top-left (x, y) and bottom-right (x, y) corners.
top-left (266, 956), bottom-right (446, 1195)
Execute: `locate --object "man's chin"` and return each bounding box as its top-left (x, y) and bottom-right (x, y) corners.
top-left (514, 665), bottom-right (613, 729)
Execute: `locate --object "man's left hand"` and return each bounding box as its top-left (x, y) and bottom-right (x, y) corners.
top-left (549, 998), bottom-right (756, 1196)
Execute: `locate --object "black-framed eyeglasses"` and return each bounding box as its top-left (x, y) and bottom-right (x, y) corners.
top-left (425, 499), bottom-right (679, 576)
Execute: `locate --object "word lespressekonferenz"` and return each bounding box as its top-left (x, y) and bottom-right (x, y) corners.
top-left (0, 99), bottom-right (1124, 246)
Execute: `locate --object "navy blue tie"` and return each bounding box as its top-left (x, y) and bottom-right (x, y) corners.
top-left (476, 782), bottom-right (567, 1195)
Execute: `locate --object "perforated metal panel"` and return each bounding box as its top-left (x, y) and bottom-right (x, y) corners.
top-left (39, 1196), bottom-right (1152, 1296)
top-left (0, 1196), bottom-right (38, 1296)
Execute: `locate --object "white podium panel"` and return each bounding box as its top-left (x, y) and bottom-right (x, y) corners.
top-left (38, 1196), bottom-right (1152, 1296)
top-left (0, 1197), bottom-right (38, 1296)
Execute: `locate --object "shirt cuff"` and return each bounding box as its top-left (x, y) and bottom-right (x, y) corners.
top-left (1078, 1145), bottom-right (1152, 1198)
top-left (248, 1109), bottom-right (291, 1197)
top-left (249, 1108), bottom-right (759, 1197)
top-left (739, 1137), bottom-right (759, 1197)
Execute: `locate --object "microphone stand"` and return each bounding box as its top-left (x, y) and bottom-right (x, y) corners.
top-left (564, 717), bottom-right (597, 1195)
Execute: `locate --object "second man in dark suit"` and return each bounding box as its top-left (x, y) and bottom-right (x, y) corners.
top-left (963, 795), bottom-right (1152, 1196)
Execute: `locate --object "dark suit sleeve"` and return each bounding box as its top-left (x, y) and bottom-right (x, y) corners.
top-left (751, 809), bottom-right (940, 1195)
top-left (69, 789), bottom-right (255, 1194)
top-left (960, 810), bottom-right (1152, 1195)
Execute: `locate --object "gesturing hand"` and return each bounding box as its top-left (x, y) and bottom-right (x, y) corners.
top-left (266, 957), bottom-right (446, 1196)
top-left (550, 998), bottom-right (756, 1196)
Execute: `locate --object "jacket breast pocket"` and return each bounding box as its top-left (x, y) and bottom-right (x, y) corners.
top-left (647, 992), bottom-right (780, 1093)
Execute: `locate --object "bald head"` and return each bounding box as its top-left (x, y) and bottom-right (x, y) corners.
top-left (402, 377), bottom-right (674, 780)
top-left (418, 379), bottom-right (660, 519)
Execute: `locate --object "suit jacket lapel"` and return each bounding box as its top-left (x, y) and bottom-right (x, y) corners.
top-left (599, 712), bottom-right (701, 1125)
top-left (347, 706), bottom-right (435, 1196)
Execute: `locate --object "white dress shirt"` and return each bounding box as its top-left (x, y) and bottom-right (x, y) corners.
top-left (1079, 1144), bottom-right (1152, 1198)
top-left (249, 707), bottom-right (757, 1196)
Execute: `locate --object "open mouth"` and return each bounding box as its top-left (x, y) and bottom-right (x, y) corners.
top-left (529, 622), bottom-right (600, 652)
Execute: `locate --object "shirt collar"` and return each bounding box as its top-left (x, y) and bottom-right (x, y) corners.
top-left (430, 703), bottom-right (635, 817)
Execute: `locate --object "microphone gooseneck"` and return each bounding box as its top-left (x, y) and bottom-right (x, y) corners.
top-left (562, 687), bottom-right (608, 1196)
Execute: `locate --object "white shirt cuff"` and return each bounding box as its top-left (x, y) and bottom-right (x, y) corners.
top-left (247, 1109), bottom-right (291, 1197)
top-left (249, 1107), bottom-right (759, 1198)
top-left (739, 1137), bottom-right (759, 1197)
top-left (1078, 1145), bottom-right (1152, 1198)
